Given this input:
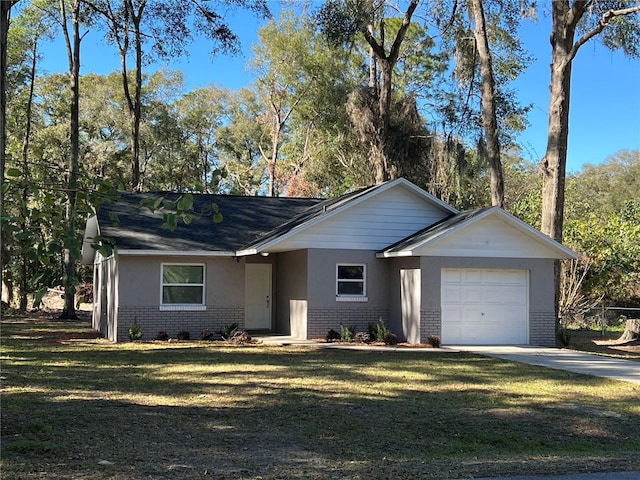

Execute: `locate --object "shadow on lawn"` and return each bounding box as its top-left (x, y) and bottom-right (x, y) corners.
top-left (2, 316), bottom-right (640, 479)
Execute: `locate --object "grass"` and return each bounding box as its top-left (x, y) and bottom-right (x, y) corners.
top-left (2, 314), bottom-right (640, 479)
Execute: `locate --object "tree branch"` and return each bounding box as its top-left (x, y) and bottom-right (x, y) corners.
top-left (388, 0), bottom-right (419, 65)
top-left (569, 5), bottom-right (640, 61)
top-left (363, 24), bottom-right (386, 59)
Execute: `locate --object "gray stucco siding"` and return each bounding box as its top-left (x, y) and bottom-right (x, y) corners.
top-left (388, 257), bottom-right (421, 342)
top-left (114, 255), bottom-right (246, 341)
top-left (276, 250), bottom-right (308, 335)
top-left (117, 255), bottom-right (245, 307)
top-left (303, 249), bottom-right (390, 339)
top-left (306, 249), bottom-right (390, 307)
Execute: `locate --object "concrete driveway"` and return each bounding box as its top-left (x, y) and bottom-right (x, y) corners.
top-left (451, 346), bottom-right (640, 385)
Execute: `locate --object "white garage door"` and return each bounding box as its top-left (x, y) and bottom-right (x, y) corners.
top-left (441, 268), bottom-right (528, 345)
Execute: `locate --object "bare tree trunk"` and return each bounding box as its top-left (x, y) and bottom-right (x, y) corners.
top-left (1, 1), bottom-right (18, 293)
top-left (375, 58), bottom-right (393, 184)
top-left (470, 0), bottom-right (504, 208)
top-left (114, 0), bottom-right (145, 191)
top-left (131, 0), bottom-right (143, 191)
top-left (267, 113), bottom-right (281, 197)
top-left (617, 319), bottom-right (640, 343)
top-left (540, 2), bottom-right (640, 243)
top-left (101, 0), bottom-right (144, 191)
top-left (59, 0), bottom-right (81, 320)
top-left (539, 2), bottom-right (640, 333)
top-left (19, 37), bottom-right (38, 311)
top-left (367, 16), bottom-right (377, 90)
top-left (540, 2), bottom-right (574, 243)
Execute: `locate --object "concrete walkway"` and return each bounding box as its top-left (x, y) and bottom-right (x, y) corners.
top-left (451, 346), bottom-right (640, 385)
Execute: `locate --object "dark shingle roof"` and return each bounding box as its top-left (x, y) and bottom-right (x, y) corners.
top-left (97, 193), bottom-right (323, 252)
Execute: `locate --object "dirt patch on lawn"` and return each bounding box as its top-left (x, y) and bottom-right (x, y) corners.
top-left (568, 329), bottom-right (640, 361)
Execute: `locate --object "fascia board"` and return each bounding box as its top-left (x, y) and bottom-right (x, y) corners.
top-left (376, 250), bottom-right (413, 258)
top-left (117, 249), bottom-right (236, 257)
top-left (235, 248), bottom-right (258, 257)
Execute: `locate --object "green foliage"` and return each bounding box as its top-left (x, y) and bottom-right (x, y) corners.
top-left (340, 324), bottom-right (356, 342)
top-left (368, 317), bottom-right (389, 343)
top-left (564, 206), bottom-right (640, 303)
top-left (314, 0), bottom-right (372, 48)
top-left (128, 319), bottom-right (142, 341)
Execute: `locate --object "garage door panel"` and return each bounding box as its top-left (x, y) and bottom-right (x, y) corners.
top-left (442, 269), bottom-right (462, 283)
top-left (463, 287), bottom-right (483, 303)
top-left (484, 285), bottom-right (525, 304)
top-left (441, 268), bottom-right (528, 345)
top-left (442, 286), bottom-right (462, 304)
top-left (462, 269), bottom-right (483, 283)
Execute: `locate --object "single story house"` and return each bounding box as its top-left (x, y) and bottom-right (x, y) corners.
top-left (81, 178), bottom-right (576, 345)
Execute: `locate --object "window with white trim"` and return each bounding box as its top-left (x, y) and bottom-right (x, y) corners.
top-left (336, 264), bottom-right (367, 300)
top-left (161, 264), bottom-right (205, 307)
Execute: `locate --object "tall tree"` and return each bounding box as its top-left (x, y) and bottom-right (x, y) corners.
top-left (425, 0), bottom-right (531, 209)
top-left (58, 0), bottom-right (83, 319)
top-left (470, 0), bottom-right (503, 207)
top-left (540, 1), bottom-right (640, 243)
top-left (317, 0), bottom-right (419, 184)
top-left (216, 87), bottom-right (269, 195)
top-left (86, 0), bottom-right (270, 191)
top-left (251, 12), bottom-right (325, 196)
top-left (1, 0), bottom-right (20, 293)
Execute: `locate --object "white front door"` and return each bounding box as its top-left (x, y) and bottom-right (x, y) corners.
top-left (441, 268), bottom-right (529, 345)
top-left (245, 264), bottom-right (272, 330)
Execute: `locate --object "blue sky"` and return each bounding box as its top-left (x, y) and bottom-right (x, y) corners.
top-left (36, 3), bottom-right (640, 173)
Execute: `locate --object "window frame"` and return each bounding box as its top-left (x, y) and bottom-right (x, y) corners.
top-left (160, 263), bottom-right (206, 311)
top-left (335, 263), bottom-right (367, 302)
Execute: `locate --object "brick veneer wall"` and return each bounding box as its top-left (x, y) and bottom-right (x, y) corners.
top-left (420, 308), bottom-right (441, 342)
top-left (306, 306), bottom-right (390, 339)
top-left (117, 306), bottom-right (244, 342)
top-left (529, 310), bottom-right (556, 346)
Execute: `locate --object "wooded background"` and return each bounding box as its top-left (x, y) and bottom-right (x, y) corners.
top-left (1, 0), bottom-right (639, 322)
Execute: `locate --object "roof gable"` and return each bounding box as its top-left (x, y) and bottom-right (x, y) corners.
top-left (379, 207), bottom-right (577, 260)
top-left (238, 178), bottom-right (458, 254)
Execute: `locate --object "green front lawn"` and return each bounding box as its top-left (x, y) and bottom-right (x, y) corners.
top-left (2, 315), bottom-right (639, 479)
